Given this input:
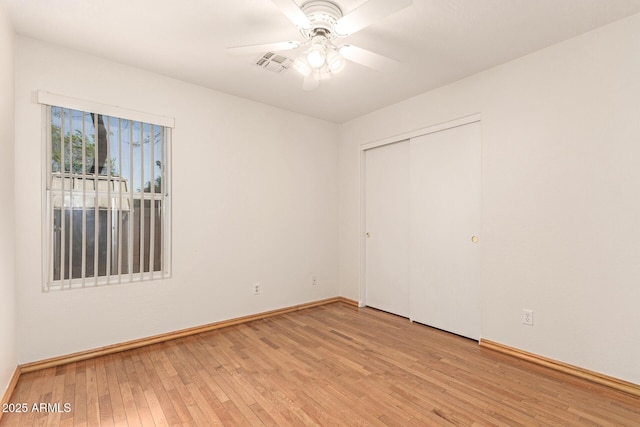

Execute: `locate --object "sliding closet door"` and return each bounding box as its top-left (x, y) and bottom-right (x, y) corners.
top-left (409, 122), bottom-right (481, 340)
top-left (364, 141), bottom-right (410, 317)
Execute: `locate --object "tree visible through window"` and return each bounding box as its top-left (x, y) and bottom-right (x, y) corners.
top-left (47, 106), bottom-right (169, 289)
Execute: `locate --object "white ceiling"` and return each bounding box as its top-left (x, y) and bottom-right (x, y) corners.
top-left (4, 0), bottom-right (640, 123)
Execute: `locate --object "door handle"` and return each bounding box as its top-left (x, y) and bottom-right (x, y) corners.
top-left (471, 236), bottom-right (479, 243)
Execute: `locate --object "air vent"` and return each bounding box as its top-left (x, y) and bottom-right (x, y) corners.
top-left (256, 52), bottom-right (293, 73)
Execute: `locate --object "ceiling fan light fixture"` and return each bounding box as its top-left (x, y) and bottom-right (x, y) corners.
top-left (326, 48), bottom-right (345, 73)
top-left (293, 56), bottom-right (313, 76)
top-left (306, 44), bottom-right (326, 68)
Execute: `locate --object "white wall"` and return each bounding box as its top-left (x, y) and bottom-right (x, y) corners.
top-left (339, 13), bottom-right (640, 385)
top-left (0, 2), bottom-right (16, 397)
top-left (14, 37), bottom-right (339, 363)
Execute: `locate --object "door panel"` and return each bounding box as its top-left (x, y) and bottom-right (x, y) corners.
top-left (409, 122), bottom-right (481, 339)
top-left (364, 141), bottom-right (410, 317)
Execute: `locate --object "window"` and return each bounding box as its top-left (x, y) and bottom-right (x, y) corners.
top-left (42, 95), bottom-right (172, 290)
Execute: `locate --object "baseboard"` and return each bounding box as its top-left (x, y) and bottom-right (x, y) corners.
top-left (337, 296), bottom-right (359, 307)
top-left (20, 296), bottom-right (358, 374)
top-left (0, 366), bottom-right (21, 422)
top-left (480, 339), bottom-right (640, 398)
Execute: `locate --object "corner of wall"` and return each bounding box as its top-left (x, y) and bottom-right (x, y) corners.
top-left (0, 1), bottom-right (17, 402)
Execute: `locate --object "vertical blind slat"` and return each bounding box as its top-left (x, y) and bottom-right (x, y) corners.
top-left (81, 111), bottom-right (87, 287)
top-left (149, 124), bottom-right (155, 277)
top-left (117, 118), bottom-right (123, 284)
top-left (68, 110), bottom-right (74, 286)
top-left (160, 127), bottom-right (165, 274)
top-left (139, 123), bottom-right (145, 278)
top-left (47, 109), bottom-right (55, 290)
top-left (128, 122), bottom-right (135, 283)
top-left (106, 116), bottom-right (112, 283)
top-left (93, 112), bottom-right (100, 286)
top-left (59, 108), bottom-right (66, 287)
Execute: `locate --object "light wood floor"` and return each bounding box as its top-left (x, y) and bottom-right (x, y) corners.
top-left (2, 302), bottom-right (639, 426)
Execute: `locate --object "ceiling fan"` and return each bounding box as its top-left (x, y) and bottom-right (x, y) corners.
top-left (227, 0), bottom-right (413, 90)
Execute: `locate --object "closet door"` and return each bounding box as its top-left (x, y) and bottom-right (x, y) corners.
top-left (364, 141), bottom-right (410, 317)
top-left (409, 122), bottom-right (481, 340)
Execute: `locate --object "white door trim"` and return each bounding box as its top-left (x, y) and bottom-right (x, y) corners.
top-left (361, 113), bottom-right (481, 151)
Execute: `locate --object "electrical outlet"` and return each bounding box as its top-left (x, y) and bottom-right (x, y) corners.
top-left (253, 282), bottom-right (261, 296)
top-left (522, 309), bottom-right (534, 326)
top-left (311, 275), bottom-right (317, 286)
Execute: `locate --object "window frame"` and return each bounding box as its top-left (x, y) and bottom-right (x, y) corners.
top-left (39, 92), bottom-right (174, 291)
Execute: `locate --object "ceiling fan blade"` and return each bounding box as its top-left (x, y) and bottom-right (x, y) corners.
top-left (339, 45), bottom-right (398, 72)
top-left (271, 0), bottom-right (311, 30)
top-left (334, 0), bottom-right (413, 36)
top-left (303, 75), bottom-right (320, 91)
top-left (226, 40), bottom-right (301, 56)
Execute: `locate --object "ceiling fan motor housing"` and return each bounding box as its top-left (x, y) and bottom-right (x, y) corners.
top-left (300, 0), bottom-right (343, 39)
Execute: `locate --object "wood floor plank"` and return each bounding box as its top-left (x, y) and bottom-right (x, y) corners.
top-left (83, 361), bottom-right (100, 427)
top-left (121, 355), bottom-right (152, 425)
top-left (102, 357), bottom-right (125, 426)
top-left (94, 358), bottom-right (113, 427)
top-left (2, 302), bottom-right (639, 426)
top-left (72, 365), bottom-right (87, 426)
top-left (184, 383), bottom-right (224, 426)
top-left (115, 381), bottom-right (140, 427)
top-left (139, 347), bottom-right (180, 425)
top-left (43, 371), bottom-right (66, 426)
